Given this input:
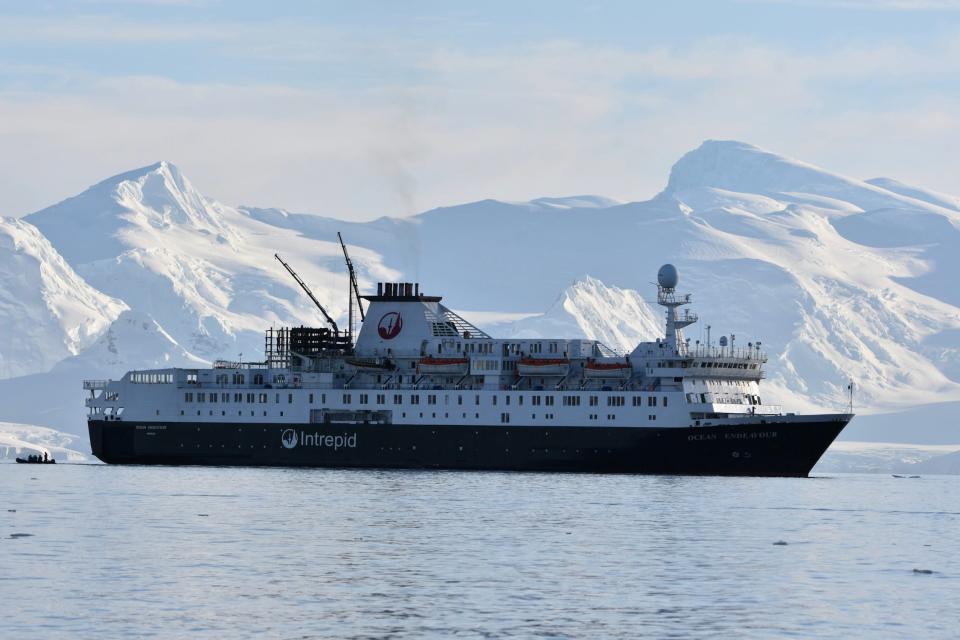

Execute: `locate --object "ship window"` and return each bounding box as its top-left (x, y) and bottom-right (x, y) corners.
top-left (428, 395), bottom-right (437, 405)
top-left (518, 395), bottom-right (523, 406)
top-left (376, 394), bottom-right (385, 404)
top-left (360, 394), bottom-right (369, 404)
top-left (198, 393), bottom-right (206, 402)
top-left (589, 396), bottom-right (598, 407)
top-left (492, 395), bottom-right (497, 406)
top-left (279, 411), bottom-right (283, 417)
top-left (501, 412), bottom-right (510, 424)
top-left (259, 393), bottom-right (268, 403)
top-left (607, 396), bottom-right (624, 407)
top-left (532, 396), bottom-right (541, 406)
top-left (273, 375), bottom-right (285, 385)
top-left (475, 395), bottom-right (480, 405)
top-left (394, 394), bottom-right (402, 405)
top-left (343, 394), bottom-right (352, 404)
top-left (648, 396), bottom-right (657, 407)
top-left (663, 396), bottom-right (668, 407)
top-left (322, 394), bottom-right (326, 403)
top-left (457, 395), bottom-right (463, 405)
top-left (253, 374), bottom-right (264, 385)
top-left (505, 395), bottom-right (511, 406)
top-left (185, 393), bottom-right (193, 402)
top-left (309, 393), bottom-right (314, 404)
top-left (410, 394), bottom-right (419, 405)
top-left (545, 396), bottom-right (554, 406)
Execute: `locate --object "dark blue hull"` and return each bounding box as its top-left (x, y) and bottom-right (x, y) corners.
top-left (88, 415), bottom-right (851, 477)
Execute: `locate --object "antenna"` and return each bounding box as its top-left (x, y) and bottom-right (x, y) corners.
top-left (338, 232), bottom-right (365, 342)
top-left (274, 253), bottom-right (339, 333)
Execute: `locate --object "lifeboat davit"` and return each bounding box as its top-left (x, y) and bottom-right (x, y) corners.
top-left (517, 357), bottom-right (570, 377)
top-left (417, 357), bottom-right (469, 375)
top-left (584, 360), bottom-right (632, 379)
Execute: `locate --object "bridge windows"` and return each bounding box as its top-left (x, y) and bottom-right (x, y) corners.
top-left (607, 396), bottom-right (624, 407)
top-left (130, 372), bottom-right (174, 384)
top-left (562, 396), bottom-right (581, 407)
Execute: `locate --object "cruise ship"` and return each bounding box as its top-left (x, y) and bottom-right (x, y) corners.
top-left (85, 249), bottom-right (852, 475)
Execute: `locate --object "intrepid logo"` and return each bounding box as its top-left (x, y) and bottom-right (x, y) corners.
top-left (378, 312), bottom-right (403, 340)
top-left (280, 429), bottom-right (358, 450)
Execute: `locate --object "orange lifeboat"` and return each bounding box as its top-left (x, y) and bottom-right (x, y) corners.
top-left (417, 356), bottom-right (470, 375)
top-left (584, 360), bottom-right (632, 379)
top-left (517, 357), bottom-right (570, 377)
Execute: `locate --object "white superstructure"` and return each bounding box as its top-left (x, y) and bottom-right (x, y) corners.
top-left (86, 265), bottom-right (781, 431)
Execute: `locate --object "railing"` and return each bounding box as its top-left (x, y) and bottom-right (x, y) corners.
top-left (685, 345), bottom-right (767, 361)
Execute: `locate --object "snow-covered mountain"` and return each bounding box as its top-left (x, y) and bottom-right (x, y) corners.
top-left (0, 217), bottom-right (126, 379)
top-left (26, 161), bottom-right (399, 362)
top-left (4, 139), bottom-right (960, 447)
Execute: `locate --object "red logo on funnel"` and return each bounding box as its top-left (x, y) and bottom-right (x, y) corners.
top-left (378, 312), bottom-right (402, 340)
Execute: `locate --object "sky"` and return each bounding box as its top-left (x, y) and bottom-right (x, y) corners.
top-left (1, 0), bottom-right (959, 220)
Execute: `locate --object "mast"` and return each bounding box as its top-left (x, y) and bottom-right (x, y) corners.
top-left (655, 264), bottom-right (698, 354)
top-left (274, 253), bottom-right (339, 333)
top-left (338, 232), bottom-right (365, 342)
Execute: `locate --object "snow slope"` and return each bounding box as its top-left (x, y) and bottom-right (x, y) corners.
top-left (0, 217), bottom-right (126, 379)
top-left (490, 276), bottom-right (662, 353)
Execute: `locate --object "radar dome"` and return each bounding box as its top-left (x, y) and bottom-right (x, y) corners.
top-left (657, 264), bottom-right (679, 289)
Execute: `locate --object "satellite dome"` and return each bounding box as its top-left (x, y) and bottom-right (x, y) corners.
top-left (657, 264), bottom-right (679, 289)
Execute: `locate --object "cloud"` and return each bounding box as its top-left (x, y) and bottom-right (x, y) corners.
top-left (1, 33), bottom-right (959, 221)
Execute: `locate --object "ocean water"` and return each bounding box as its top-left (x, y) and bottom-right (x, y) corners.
top-left (1, 466), bottom-right (958, 639)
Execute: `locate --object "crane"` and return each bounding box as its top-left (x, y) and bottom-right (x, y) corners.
top-left (338, 233), bottom-right (365, 340)
top-left (274, 253), bottom-right (339, 334)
